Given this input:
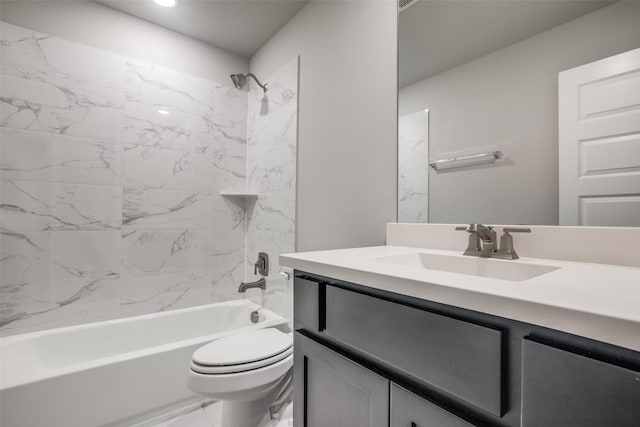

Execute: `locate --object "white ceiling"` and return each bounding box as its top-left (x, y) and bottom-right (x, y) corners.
top-left (399, 0), bottom-right (614, 88)
top-left (97, 0), bottom-right (309, 58)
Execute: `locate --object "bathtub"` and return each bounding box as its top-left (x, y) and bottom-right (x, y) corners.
top-left (0, 300), bottom-right (288, 427)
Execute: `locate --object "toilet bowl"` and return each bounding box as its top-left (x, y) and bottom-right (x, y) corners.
top-left (187, 328), bottom-right (293, 427)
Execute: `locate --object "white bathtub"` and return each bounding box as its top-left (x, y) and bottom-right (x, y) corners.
top-left (0, 300), bottom-right (288, 427)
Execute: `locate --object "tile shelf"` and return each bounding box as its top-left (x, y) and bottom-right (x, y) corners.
top-left (219, 191), bottom-right (259, 198)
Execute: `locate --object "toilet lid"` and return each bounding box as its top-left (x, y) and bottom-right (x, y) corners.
top-left (192, 329), bottom-right (292, 368)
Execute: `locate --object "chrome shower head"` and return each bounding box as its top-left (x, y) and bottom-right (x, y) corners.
top-left (230, 73), bottom-right (247, 89)
top-left (229, 73), bottom-right (268, 93)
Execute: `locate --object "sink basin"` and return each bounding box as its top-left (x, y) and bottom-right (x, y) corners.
top-left (373, 252), bottom-right (560, 282)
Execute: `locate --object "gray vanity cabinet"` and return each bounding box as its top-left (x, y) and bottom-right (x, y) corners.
top-left (391, 385), bottom-right (474, 427)
top-left (294, 332), bottom-right (389, 427)
top-left (521, 338), bottom-right (640, 427)
top-left (293, 273), bottom-right (640, 427)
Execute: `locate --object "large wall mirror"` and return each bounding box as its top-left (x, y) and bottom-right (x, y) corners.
top-left (398, 0), bottom-right (640, 226)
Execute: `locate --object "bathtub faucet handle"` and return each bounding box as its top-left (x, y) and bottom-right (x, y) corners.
top-left (254, 252), bottom-right (269, 276)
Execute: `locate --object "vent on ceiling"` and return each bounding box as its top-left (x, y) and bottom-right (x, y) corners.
top-left (399, 0), bottom-right (419, 12)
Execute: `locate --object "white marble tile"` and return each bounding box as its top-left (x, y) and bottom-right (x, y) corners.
top-left (120, 275), bottom-right (211, 317)
top-left (213, 85), bottom-right (247, 126)
top-left (1, 180), bottom-right (122, 232)
top-left (0, 231), bottom-right (49, 302)
top-left (211, 195), bottom-right (246, 231)
top-left (0, 23), bottom-right (125, 141)
top-left (211, 154), bottom-right (246, 194)
top-left (1, 22), bottom-right (124, 109)
top-left (0, 230), bottom-right (122, 297)
top-left (0, 128), bottom-right (123, 186)
top-left (211, 86), bottom-right (247, 192)
top-left (247, 145), bottom-right (296, 194)
top-left (48, 230), bottom-right (122, 277)
top-left (120, 228), bottom-right (213, 316)
top-left (123, 187), bottom-right (213, 230)
top-left (0, 230), bottom-right (121, 335)
top-left (124, 101), bottom-right (211, 152)
top-left (1, 74), bottom-right (124, 141)
top-left (0, 274), bottom-right (120, 336)
top-left (123, 229), bottom-right (211, 275)
top-left (247, 102), bottom-right (297, 159)
top-left (247, 59), bottom-right (298, 157)
top-left (398, 110), bottom-right (429, 223)
top-left (245, 58), bottom-right (298, 322)
top-left (124, 144), bottom-right (210, 192)
top-left (248, 190), bottom-right (295, 235)
top-left (0, 24), bottom-right (303, 335)
top-left (210, 228), bottom-right (246, 303)
top-left (125, 60), bottom-right (215, 118)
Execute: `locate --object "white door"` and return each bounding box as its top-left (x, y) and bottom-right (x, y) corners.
top-left (559, 48), bottom-right (640, 226)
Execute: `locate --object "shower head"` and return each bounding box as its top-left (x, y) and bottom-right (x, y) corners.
top-left (230, 73), bottom-right (247, 89)
top-left (230, 73), bottom-right (268, 93)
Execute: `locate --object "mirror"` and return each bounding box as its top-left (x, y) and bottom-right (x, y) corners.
top-left (398, 0), bottom-right (640, 226)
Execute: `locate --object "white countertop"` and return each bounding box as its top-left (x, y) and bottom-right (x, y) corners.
top-left (281, 246), bottom-right (640, 351)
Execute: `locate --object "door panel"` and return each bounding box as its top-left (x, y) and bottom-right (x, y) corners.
top-left (559, 47), bottom-right (640, 226)
top-left (522, 338), bottom-right (640, 427)
top-left (294, 332), bottom-right (389, 427)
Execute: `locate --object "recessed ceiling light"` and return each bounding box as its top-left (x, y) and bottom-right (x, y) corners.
top-left (153, 0), bottom-right (177, 8)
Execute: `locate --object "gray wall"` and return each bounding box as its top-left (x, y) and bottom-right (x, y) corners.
top-left (399, 1), bottom-right (640, 225)
top-left (0, 1), bottom-right (248, 83)
top-left (250, 0), bottom-right (398, 251)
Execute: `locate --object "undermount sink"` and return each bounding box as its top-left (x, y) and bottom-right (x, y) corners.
top-left (373, 252), bottom-right (560, 282)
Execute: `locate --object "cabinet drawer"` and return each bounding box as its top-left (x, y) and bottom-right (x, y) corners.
top-left (294, 277), bottom-right (322, 331)
top-left (522, 338), bottom-right (640, 427)
top-left (391, 384), bottom-right (475, 427)
top-left (325, 286), bottom-right (504, 416)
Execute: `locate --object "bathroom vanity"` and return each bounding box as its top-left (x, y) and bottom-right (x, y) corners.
top-left (281, 225), bottom-right (640, 427)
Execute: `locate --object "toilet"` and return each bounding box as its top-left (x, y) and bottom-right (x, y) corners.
top-left (187, 328), bottom-right (293, 427)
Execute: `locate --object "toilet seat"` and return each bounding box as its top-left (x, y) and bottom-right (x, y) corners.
top-left (191, 329), bottom-right (292, 375)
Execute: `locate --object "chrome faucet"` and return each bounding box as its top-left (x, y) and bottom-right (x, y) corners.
top-left (455, 224), bottom-right (531, 259)
top-left (238, 278), bottom-right (266, 293)
top-left (455, 224), bottom-right (497, 257)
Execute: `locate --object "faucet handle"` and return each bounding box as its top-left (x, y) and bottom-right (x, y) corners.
top-left (497, 227), bottom-right (531, 259)
top-left (455, 225), bottom-right (481, 253)
top-left (503, 227), bottom-right (531, 234)
top-left (254, 252), bottom-right (269, 276)
top-left (455, 224), bottom-right (476, 231)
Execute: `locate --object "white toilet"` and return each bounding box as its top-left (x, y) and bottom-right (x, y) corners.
top-left (187, 328), bottom-right (293, 427)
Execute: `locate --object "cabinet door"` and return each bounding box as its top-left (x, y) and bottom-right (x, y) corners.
top-left (391, 385), bottom-right (475, 427)
top-left (294, 332), bottom-right (389, 427)
top-left (522, 338), bottom-right (640, 427)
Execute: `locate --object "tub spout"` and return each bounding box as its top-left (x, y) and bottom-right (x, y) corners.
top-left (238, 278), bottom-right (266, 293)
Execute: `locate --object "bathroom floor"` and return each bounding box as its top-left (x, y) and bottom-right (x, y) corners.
top-left (149, 400), bottom-right (293, 427)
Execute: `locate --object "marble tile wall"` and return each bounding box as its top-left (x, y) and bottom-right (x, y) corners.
top-left (0, 22), bottom-right (290, 336)
top-left (245, 58), bottom-right (298, 322)
top-left (398, 109), bottom-right (429, 223)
